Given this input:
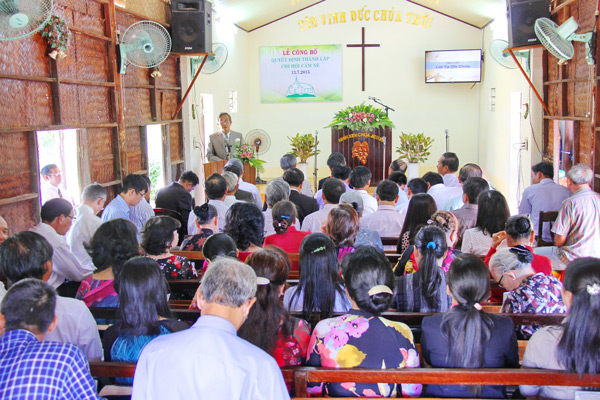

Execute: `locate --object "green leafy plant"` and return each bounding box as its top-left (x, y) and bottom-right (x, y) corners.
top-left (287, 133), bottom-right (319, 164)
top-left (326, 103), bottom-right (395, 131)
top-left (233, 143), bottom-right (266, 173)
top-left (396, 132), bottom-right (434, 163)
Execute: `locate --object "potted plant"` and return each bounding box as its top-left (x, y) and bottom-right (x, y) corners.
top-left (288, 133), bottom-right (319, 175)
top-left (396, 132), bottom-right (434, 180)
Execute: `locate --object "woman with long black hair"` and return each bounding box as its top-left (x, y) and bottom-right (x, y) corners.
top-left (283, 233), bottom-right (351, 319)
top-left (521, 257), bottom-right (600, 399)
top-left (393, 226), bottom-right (452, 312)
top-left (420, 253), bottom-right (519, 398)
top-left (396, 193), bottom-right (437, 254)
top-left (462, 190), bottom-right (510, 256)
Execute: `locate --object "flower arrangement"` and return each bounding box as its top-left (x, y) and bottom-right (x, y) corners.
top-left (327, 103), bottom-right (395, 131)
top-left (233, 143), bottom-right (266, 172)
top-left (41, 15), bottom-right (71, 59)
top-left (396, 132), bottom-right (434, 163)
top-left (288, 133), bottom-right (319, 164)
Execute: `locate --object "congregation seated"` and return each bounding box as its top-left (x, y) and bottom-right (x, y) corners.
top-left (322, 203), bottom-right (359, 262)
top-left (349, 165), bottom-right (377, 215)
top-left (238, 247), bottom-right (310, 368)
top-left (317, 152), bottom-right (346, 191)
top-left (420, 253), bottom-right (519, 398)
top-left (281, 167), bottom-right (318, 224)
top-left (280, 153), bottom-right (314, 197)
top-left (423, 171), bottom-right (462, 210)
top-left (461, 190), bottom-right (509, 256)
top-left (388, 171), bottom-right (409, 212)
top-left (283, 233), bottom-right (351, 318)
top-left (131, 258), bottom-right (289, 399)
top-left (180, 203), bottom-right (218, 251)
top-left (521, 257), bottom-right (600, 399)
top-left (396, 177), bottom-right (429, 215)
top-left (0, 231), bottom-right (102, 361)
top-left (393, 226), bottom-right (452, 312)
top-left (223, 202), bottom-right (264, 262)
top-left (396, 193), bottom-right (437, 254)
top-left (437, 151), bottom-right (461, 188)
top-left (76, 219), bottom-right (139, 307)
top-left (314, 164), bottom-right (351, 210)
top-left (361, 179), bottom-right (405, 239)
top-left (103, 257), bottom-right (189, 385)
top-left (340, 191), bottom-right (384, 250)
top-left (441, 162), bottom-right (484, 212)
top-left (302, 178), bottom-right (346, 233)
top-left (263, 200), bottom-right (309, 268)
top-left (141, 216), bottom-right (197, 281)
top-left (490, 247), bottom-right (566, 339)
top-left (306, 246), bottom-right (422, 397)
top-left (450, 176), bottom-right (488, 239)
top-left (192, 173), bottom-right (229, 234)
top-left (0, 279), bottom-right (101, 399)
top-left (395, 211), bottom-right (461, 275)
top-left (263, 178), bottom-right (300, 236)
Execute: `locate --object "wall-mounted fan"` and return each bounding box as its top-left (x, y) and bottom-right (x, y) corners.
top-left (200, 42), bottom-right (227, 74)
top-left (246, 129), bottom-right (271, 184)
top-left (118, 20), bottom-right (171, 74)
top-left (534, 17), bottom-right (595, 65)
top-left (489, 39), bottom-right (519, 69)
top-left (0, 0), bottom-right (52, 41)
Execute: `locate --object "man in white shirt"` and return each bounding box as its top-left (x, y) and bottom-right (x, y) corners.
top-left (222, 171), bottom-right (242, 208)
top-left (224, 158), bottom-right (263, 208)
top-left (189, 173), bottom-right (230, 235)
top-left (280, 153), bottom-right (313, 197)
top-left (362, 180), bottom-right (405, 238)
top-left (207, 113), bottom-right (244, 161)
top-left (40, 164), bottom-right (75, 205)
top-left (0, 231), bottom-right (102, 361)
top-left (437, 152), bottom-right (461, 188)
top-left (441, 163), bottom-right (484, 211)
top-left (30, 199), bottom-right (94, 289)
top-left (301, 178), bottom-right (345, 233)
top-left (397, 178), bottom-right (428, 216)
top-left (132, 258), bottom-right (289, 400)
top-left (67, 184), bottom-right (106, 270)
top-left (423, 172), bottom-right (462, 210)
top-left (388, 171), bottom-right (409, 212)
top-left (349, 165), bottom-right (377, 216)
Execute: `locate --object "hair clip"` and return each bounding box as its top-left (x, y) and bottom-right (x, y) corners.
top-left (587, 283), bottom-right (600, 296)
top-left (256, 277), bottom-right (270, 285)
top-left (368, 285), bottom-right (393, 296)
top-left (312, 246), bottom-right (326, 253)
top-left (280, 215), bottom-right (290, 219)
top-left (427, 219), bottom-right (434, 225)
top-left (426, 241), bottom-right (436, 249)
top-left (473, 303), bottom-right (483, 310)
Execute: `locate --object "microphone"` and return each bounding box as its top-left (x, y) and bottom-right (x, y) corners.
top-left (369, 96), bottom-right (380, 102)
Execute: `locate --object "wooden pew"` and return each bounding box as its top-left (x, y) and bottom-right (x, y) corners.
top-left (292, 367), bottom-right (600, 398)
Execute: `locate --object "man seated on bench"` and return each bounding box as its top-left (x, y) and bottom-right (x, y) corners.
top-left (132, 258), bottom-right (290, 400)
top-left (0, 279), bottom-right (100, 399)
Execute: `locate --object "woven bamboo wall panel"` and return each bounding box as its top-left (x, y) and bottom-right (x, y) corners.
top-left (574, 82), bottom-right (592, 117)
top-left (126, 126), bottom-right (142, 173)
top-left (0, 132), bottom-right (33, 199)
top-left (87, 128), bottom-right (114, 158)
top-left (116, 12), bottom-right (139, 36)
top-left (60, 35), bottom-right (109, 81)
top-left (56, 0), bottom-right (102, 17)
top-left (161, 91), bottom-right (178, 122)
top-left (547, 59), bottom-right (559, 81)
top-left (579, 123), bottom-right (592, 165)
top-left (0, 37), bottom-right (49, 76)
top-left (58, 84), bottom-right (80, 124)
top-left (123, 0), bottom-right (169, 25)
top-left (170, 123), bottom-right (181, 161)
top-left (79, 86), bottom-right (111, 123)
top-left (72, 9), bottom-right (106, 37)
top-left (159, 57), bottom-right (178, 87)
top-left (123, 63), bottom-right (151, 86)
top-left (1, 80), bottom-right (54, 128)
top-left (0, 201), bottom-right (36, 233)
top-left (124, 88), bottom-right (152, 122)
top-left (90, 157), bottom-right (116, 183)
top-left (547, 86), bottom-right (558, 115)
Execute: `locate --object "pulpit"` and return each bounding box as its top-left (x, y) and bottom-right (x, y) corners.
top-left (204, 161), bottom-right (256, 184)
top-left (331, 127), bottom-right (392, 185)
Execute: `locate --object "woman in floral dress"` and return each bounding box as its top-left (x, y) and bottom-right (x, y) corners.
top-left (306, 246), bottom-right (422, 398)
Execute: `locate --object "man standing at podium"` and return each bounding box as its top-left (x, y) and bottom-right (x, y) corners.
top-left (207, 113), bottom-right (243, 161)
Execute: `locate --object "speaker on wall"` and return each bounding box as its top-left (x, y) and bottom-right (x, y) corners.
top-left (507, 0), bottom-right (550, 48)
top-left (171, 0), bottom-right (212, 53)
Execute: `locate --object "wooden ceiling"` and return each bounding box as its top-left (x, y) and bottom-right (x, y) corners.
top-left (210, 0), bottom-right (506, 32)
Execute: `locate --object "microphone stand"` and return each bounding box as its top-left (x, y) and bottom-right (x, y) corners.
top-left (370, 98), bottom-right (395, 116)
top-left (382, 136), bottom-right (387, 181)
top-left (313, 130), bottom-right (319, 193)
top-left (445, 129), bottom-right (449, 153)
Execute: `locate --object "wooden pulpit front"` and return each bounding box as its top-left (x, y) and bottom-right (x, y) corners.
top-left (331, 127), bottom-right (392, 185)
top-left (204, 161), bottom-right (256, 185)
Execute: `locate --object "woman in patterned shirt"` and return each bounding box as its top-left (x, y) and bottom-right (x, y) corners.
top-left (306, 246), bottom-right (422, 397)
top-left (490, 246), bottom-right (567, 339)
top-left (142, 216), bottom-right (197, 281)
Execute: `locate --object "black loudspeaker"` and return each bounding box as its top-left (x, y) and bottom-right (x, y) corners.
top-left (507, 0), bottom-right (550, 48)
top-left (171, 0), bottom-right (212, 53)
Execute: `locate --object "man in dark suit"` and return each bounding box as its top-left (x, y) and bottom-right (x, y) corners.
top-left (223, 162), bottom-right (254, 203)
top-left (155, 171), bottom-right (199, 237)
top-left (317, 152), bottom-right (346, 190)
top-left (207, 113), bottom-right (244, 161)
top-left (283, 168), bottom-right (318, 226)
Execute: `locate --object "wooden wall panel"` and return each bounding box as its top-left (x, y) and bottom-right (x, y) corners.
top-left (124, 88), bottom-right (152, 121)
top-left (80, 86), bottom-right (112, 123)
top-left (161, 91), bottom-right (179, 122)
top-left (0, 133), bottom-right (33, 198)
top-left (0, 201), bottom-right (36, 233)
top-left (59, 84), bottom-right (81, 124)
top-left (0, 38), bottom-right (49, 76)
top-left (170, 123), bottom-right (181, 161)
top-left (126, 127), bottom-right (143, 173)
top-left (159, 58), bottom-right (179, 87)
top-left (88, 128), bottom-right (116, 183)
top-left (0, 81), bottom-right (54, 128)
